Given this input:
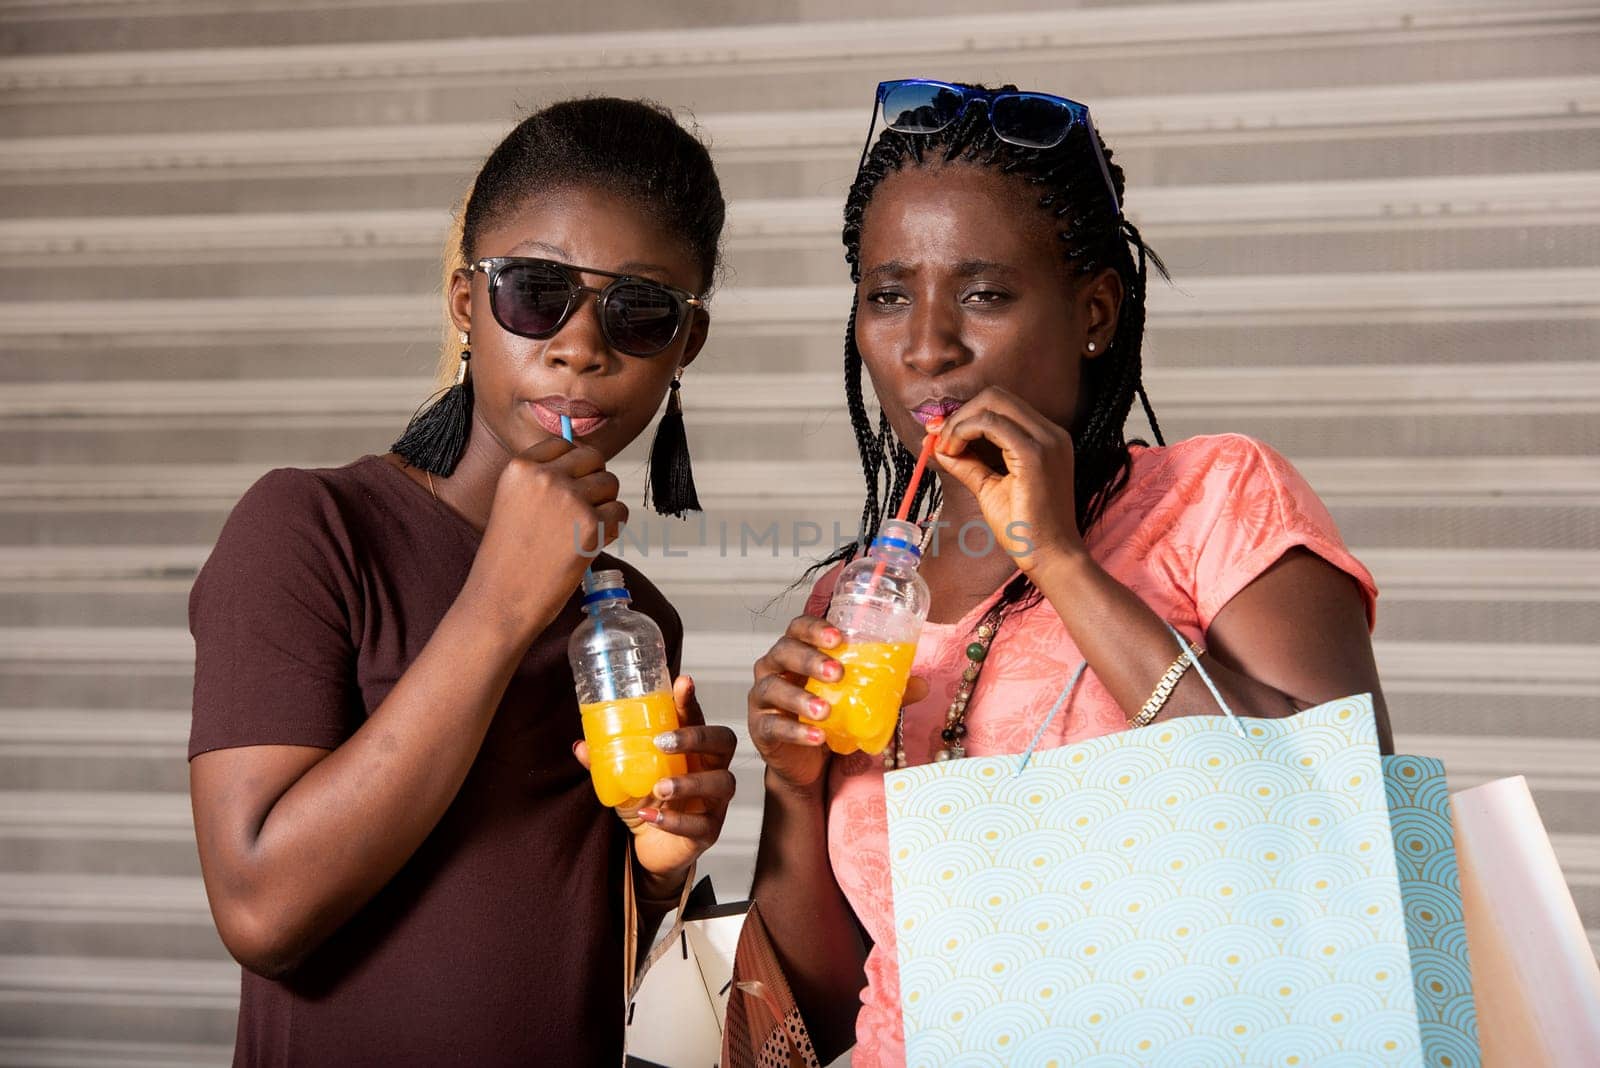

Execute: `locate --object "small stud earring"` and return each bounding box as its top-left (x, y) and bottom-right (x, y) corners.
top-left (1087, 341), bottom-right (1098, 353)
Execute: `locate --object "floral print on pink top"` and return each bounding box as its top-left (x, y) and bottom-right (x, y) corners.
top-left (803, 435), bottom-right (1378, 1067)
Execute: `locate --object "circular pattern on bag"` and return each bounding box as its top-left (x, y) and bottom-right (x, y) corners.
top-left (883, 696), bottom-right (1457, 1064)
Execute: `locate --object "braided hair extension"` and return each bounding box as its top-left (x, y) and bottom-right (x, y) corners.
top-left (806, 85), bottom-right (1170, 633)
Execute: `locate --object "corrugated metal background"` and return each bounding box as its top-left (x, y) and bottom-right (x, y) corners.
top-left (1, 1), bottom-right (1596, 1061)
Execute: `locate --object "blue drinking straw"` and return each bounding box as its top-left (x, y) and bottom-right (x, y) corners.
top-left (559, 414), bottom-right (599, 594)
top-left (562, 415), bottom-right (615, 699)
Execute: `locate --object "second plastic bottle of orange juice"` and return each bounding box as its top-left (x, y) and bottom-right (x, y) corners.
top-left (568, 570), bottom-right (687, 808)
top-left (804, 518), bottom-right (931, 755)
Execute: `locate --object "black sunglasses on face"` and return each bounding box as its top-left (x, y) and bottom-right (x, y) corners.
top-left (471, 257), bottom-right (705, 358)
top-left (860, 79), bottom-right (1122, 217)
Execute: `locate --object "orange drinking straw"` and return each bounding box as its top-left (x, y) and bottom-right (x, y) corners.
top-left (866, 416), bottom-right (945, 591)
top-left (896, 415), bottom-right (945, 523)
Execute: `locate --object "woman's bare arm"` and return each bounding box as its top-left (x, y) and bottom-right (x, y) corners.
top-left (1033, 547), bottom-right (1391, 749)
top-left (191, 589), bottom-right (551, 978)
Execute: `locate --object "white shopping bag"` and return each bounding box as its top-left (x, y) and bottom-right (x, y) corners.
top-left (1451, 776), bottom-right (1600, 1066)
top-left (626, 877), bottom-right (748, 1068)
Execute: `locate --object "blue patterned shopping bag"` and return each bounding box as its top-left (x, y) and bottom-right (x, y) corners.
top-left (1384, 755), bottom-right (1479, 1067)
top-left (884, 655), bottom-right (1469, 1067)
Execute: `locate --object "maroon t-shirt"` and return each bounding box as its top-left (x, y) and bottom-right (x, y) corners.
top-left (188, 455), bottom-right (681, 1066)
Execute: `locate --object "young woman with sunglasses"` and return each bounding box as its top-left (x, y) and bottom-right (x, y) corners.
top-left (188, 98), bottom-right (737, 1065)
top-left (746, 80), bottom-right (1391, 1065)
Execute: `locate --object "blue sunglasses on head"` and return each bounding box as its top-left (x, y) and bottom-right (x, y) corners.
top-left (859, 78), bottom-right (1122, 217)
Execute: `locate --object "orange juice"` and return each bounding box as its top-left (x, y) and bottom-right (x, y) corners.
top-left (803, 640), bottom-right (917, 755)
top-left (580, 689), bottom-right (688, 808)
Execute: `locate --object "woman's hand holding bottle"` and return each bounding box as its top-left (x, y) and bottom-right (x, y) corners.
top-left (749, 615), bottom-right (929, 791)
top-left (573, 674), bottom-right (737, 881)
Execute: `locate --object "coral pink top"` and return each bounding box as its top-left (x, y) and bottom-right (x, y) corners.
top-left (803, 435), bottom-right (1379, 1067)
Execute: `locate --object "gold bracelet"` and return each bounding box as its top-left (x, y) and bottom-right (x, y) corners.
top-left (1129, 642), bottom-right (1202, 729)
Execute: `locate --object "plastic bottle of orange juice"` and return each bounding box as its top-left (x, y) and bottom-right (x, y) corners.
top-left (803, 518), bottom-right (931, 755)
top-left (568, 570), bottom-right (687, 808)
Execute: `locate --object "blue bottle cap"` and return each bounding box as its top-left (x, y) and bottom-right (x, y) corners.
top-left (581, 568), bottom-right (630, 606)
top-left (871, 535), bottom-right (920, 557)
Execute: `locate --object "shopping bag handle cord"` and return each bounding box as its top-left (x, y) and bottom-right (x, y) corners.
top-left (1015, 660), bottom-right (1087, 776)
top-left (1013, 624), bottom-right (1246, 777)
top-left (1164, 621), bottom-right (1247, 739)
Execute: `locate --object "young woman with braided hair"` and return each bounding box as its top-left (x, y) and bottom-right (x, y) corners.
top-left (745, 81), bottom-right (1392, 1064)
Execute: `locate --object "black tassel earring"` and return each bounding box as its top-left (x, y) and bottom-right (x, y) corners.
top-left (392, 334), bottom-right (473, 476)
top-left (645, 371), bottom-right (701, 518)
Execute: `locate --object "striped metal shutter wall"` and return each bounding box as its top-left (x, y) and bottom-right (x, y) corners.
top-left (1, 1), bottom-right (1596, 1061)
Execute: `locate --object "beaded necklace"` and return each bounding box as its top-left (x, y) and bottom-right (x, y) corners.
top-left (882, 507), bottom-right (1013, 771)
